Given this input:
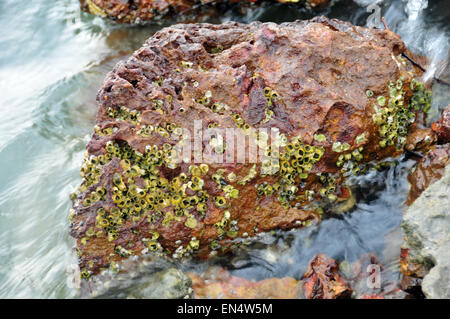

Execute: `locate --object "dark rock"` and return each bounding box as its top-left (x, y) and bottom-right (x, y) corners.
top-left (79, 0), bottom-right (331, 24)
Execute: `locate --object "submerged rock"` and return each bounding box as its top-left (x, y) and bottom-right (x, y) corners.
top-left (79, 0), bottom-right (331, 24)
top-left (401, 165), bottom-right (450, 299)
top-left (70, 17), bottom-right (428, 277)
top-left (303, 253), bottom-right (351, 299)
top-left (189, 267), bottom-right (303, 298)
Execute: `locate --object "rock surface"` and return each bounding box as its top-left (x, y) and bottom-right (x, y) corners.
top-left (79, 0), bottom-right (331, 24)
top-left (401, 165), bottom-right (450, 299)
top-left (70, 18), bottom-right (427, 276)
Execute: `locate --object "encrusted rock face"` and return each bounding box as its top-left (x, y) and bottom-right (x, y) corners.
top-left (401, 165), bottom-right (450, 299)
top-left (70, 18), bottom-right (428, 277)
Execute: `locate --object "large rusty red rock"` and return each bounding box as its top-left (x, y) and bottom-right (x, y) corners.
top-left (70, 18), bottom-right (425, 275)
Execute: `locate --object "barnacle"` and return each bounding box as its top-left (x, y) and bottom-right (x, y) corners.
top-left (355, 133), bottom-right (367, 145)
top-left (261, 86), bottom-right (279, 123)
top-left (377, 96), bottom-right (386, 106)
top-left (214, 196), bottom-right (227, 208)
top-left (314, 134), bottom-right (326, 142)
top-left (332, 142), bottom-right (350, 153)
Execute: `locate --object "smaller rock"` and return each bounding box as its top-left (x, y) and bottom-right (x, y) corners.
top-left (432, 104), bottom-right (450, 144)
top-left (404, 126), bottom-right (437, 154)
top-left (189, 267), bottom-right (303, 299)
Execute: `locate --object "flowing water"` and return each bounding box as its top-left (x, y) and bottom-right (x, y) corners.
top-left (0, 0), bottom-right (448, 298)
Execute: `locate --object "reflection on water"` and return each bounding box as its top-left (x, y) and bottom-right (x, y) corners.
top-left (0, 0), bottom-right (448, 298)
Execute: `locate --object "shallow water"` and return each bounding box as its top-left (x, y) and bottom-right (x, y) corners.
top-left (0, 0), bottom-right (448, 298)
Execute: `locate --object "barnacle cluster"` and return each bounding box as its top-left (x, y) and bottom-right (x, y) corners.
top-left (261, 86), bottom-right (279, 123)
top-left (231, 112), bottom-right (251, 131)
top-left (74, 137), bottom-right (244, 275)
top-left (106, 106), bottom-right (141, 124)
top-left (74, 68), bottom-right (432, 280)
top-left (258, 135), bottom-right (325, 207)
top-left (196, 90), bottom-right (229, 114)
top-left (94, 125), bottom-right (117, 136)
top-left (372, 78), bottom-right (419, 149)
top-left (336, 147), bottom-right (366, 177)
top-left (213, 210), bottom-right (239, 240)
top-left (410, 79), bottom-right (432, 113)
top-left (317, 173), bottom-right (339, 202)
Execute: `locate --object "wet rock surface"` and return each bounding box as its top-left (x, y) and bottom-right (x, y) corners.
top-left (82, 255), bottom-right (193, 298)
top-left (189, 267), bottom-right (303, 298)
top-left (401, 165), bottom-right (450, 299)
top-left (406, 143), bottom-right (450, 205)
top-left (70, 17), bottom-right (427, 276)
top-left (79, 0), bottom-right (331, 24)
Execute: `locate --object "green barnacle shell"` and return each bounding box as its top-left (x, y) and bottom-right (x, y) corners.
top-left (270, 90), bottom-right (280, 101)
top-left (313, 134), bottom-right (326, 142)
top-left (366, 90), bottom-right (374, 97)
top-left (189, 238), bottom-right (200, 250)
top-left (185, 217), bottom-right (197, 229)
top-left (197, 203), bottom-right (207, 213)
top-left (210, 240), bottom-right (219, 250)
top-left (410, 78), bottom-right (417, 90)
top-left (355, 133), bottom-right (367, 145)
top-left (377, 96), bottom-right (386, 106)
top-left (332, 142), bottom-right (343, 152)
top-left (214, 196), bottom-right (227, 208)
top-left (147, 241), bottom-right (159, 251)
